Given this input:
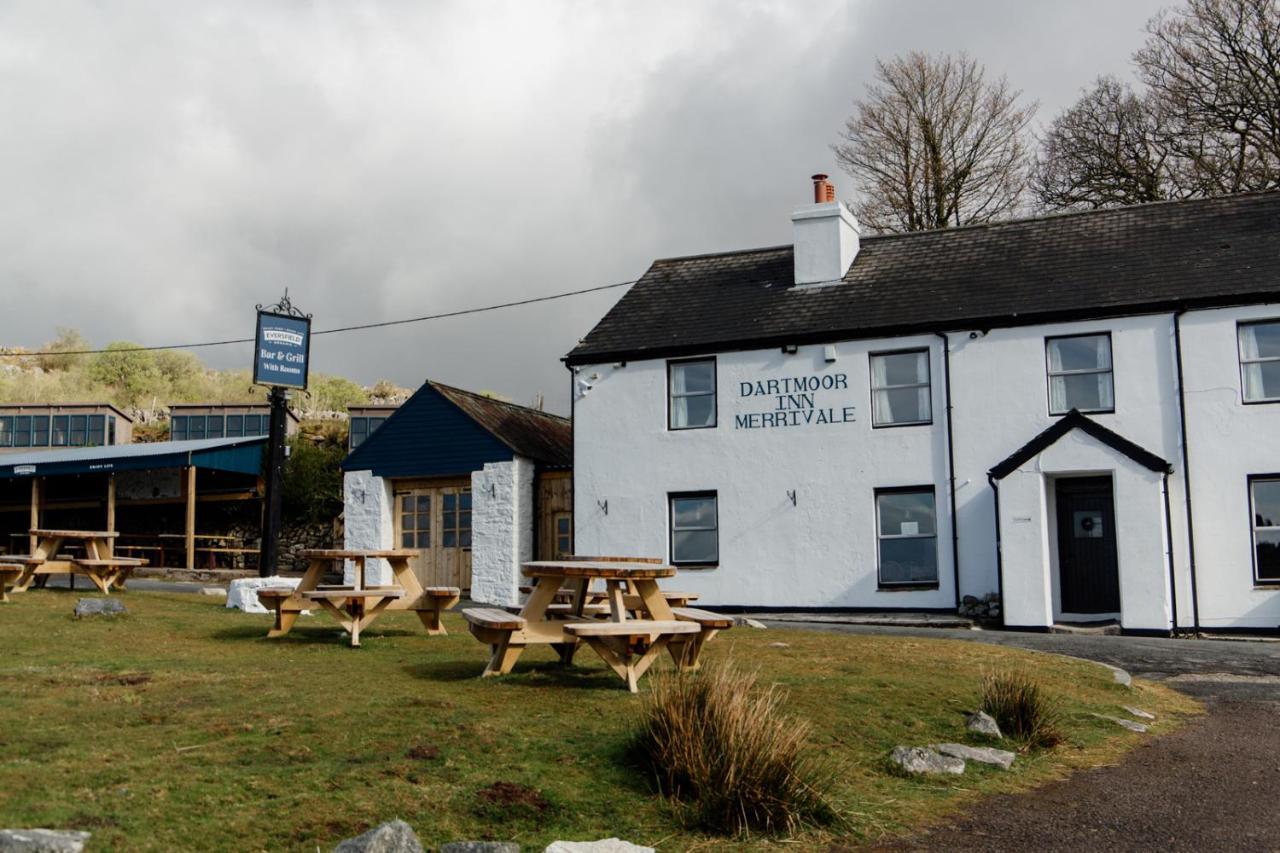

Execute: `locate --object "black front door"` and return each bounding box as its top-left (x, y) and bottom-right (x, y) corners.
top-left (1055, 476), bottom-right (1121, 614)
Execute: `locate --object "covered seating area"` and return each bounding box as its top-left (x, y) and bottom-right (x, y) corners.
top-left (0, 436), bottom-right (268, 576)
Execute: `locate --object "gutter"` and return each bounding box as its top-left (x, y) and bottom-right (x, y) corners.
top-left (1172, 309), bottom-right (1202, 630)
top-left (935, 332), bottom-right (961, 610)
top-left (987, 473), bottom-right (1006, 628)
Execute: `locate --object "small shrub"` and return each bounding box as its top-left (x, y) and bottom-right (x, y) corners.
top-left (981, 671), bottom-right (1063, 749)
top-left (631, 661), bottom-right (838, 837)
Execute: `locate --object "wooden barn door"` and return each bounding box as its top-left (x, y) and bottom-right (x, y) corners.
top-left (537, 471), bottom-right (573, 559)
top-left (394, 479), bottom-right (472, 592)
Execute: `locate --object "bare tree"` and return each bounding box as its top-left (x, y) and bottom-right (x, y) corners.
top-left (1138, 0), bottom-right (1280, 195)
top-left (1034, 76), bottom-right (1175, 210)
top-left (834, 52), bottom-right (1037, 233)
top-left (1038, 0), bottom-right (1280, 211)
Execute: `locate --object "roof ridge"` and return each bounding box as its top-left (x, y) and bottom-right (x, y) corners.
top-left (651, 243), bottom-right (794, 264)
top-left (427, 380), bottom-right (568, 424)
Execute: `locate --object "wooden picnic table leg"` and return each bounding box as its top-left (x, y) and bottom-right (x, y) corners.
top-left (84, 570), bottom-right (111, 595)
top-left (631, 579), bottom-right (675, 620)
top-left (605, 580), bottom-right (628, 622)
top-left (483, 635), bottom-right (525, 677)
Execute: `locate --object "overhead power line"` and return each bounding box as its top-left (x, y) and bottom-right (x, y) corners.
top-left (0, 279), bottom-right (635, 358)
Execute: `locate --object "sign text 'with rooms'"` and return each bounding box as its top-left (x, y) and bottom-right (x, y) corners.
top-left (735, 373), bottom-right (856, 429)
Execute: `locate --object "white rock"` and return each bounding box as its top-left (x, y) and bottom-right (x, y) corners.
top-left (200, 587), bottom-right (227, 597)
top-left (889, 746), bottom-right (965, 775)
top-left (964, 710), bottom-right (1003, 738)
top-left (1123, 706), bottom-right (1156, 720)
top-left (333, 820), bottom-right (423, 853)
top-left (768, 642), bottom-right (790, 648)
top-left (544, 841), bottom-right (654, 853)
top-left (0, 829), bottom-right (91, 852)
top-left (930, 742), bottom-right (1016, 770)
top-left (226, 576), bottom-right (300, 614)
top-left (1092, 713), bottom-right (1148, 733)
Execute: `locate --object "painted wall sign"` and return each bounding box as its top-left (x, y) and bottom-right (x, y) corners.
top-left (734, 373), bottom-right (856, 429)
top-left (253, 311), bottom-right (311, 390)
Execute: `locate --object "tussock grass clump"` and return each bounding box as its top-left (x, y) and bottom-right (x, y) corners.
top-left (981, 671), bottom-right (1063, 749)
top-left (631, 661), bottom-right (838, 837)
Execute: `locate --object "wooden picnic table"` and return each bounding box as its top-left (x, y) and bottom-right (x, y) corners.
top-left (465, 559), bottom-right (723, 692)
top-left (5, 529), bottom-right (145, 596)
top-left (256, 548), bottom-right (459, 647)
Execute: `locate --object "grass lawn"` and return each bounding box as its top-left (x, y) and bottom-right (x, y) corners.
top-left (0, 591), bottom-right (1199, 851)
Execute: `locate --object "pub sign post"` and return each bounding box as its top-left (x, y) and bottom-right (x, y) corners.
top-left (254, 293), bottom-right (312, 578)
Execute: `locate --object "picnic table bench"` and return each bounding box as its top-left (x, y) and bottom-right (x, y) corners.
top-left (466, 558), bottom-right (730, 692)
top-left (6, 531), bottom-right (146, 595)
top-left (257, 549), bottom-right (459, 646)
top-left (0, 563), bottom-right (22, 603)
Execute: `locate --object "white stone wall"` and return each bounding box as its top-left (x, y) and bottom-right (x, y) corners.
top-left (343, 469), bottom-right (394, 585)
top-left (470, 457), bottom-right (535, 606)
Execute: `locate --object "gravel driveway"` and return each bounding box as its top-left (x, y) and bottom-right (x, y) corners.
top-left (764, 621), bottom-right (1280, 852)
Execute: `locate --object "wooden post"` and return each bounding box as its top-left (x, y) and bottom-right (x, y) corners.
top-left (106, 474), bottom-right (116, 558)
top-left (185, 465), bottom-right (197, 571)
top-left (28, 478), bottom-right (40, 555)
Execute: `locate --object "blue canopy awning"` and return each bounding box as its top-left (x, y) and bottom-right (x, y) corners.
top-left (0, 436), bottom-right (268, 479)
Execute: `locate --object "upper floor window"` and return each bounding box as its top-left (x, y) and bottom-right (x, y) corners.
top-left (350, 416), bottom-right (388, 450)
top-left (870, 349), bottom-right (931, 427)
top-left (876, 487), bottom-right (939, 588)
top-left (670, 492), bottom-right (718, 565)
top-left (1046, 333), bottom-right (1113, 415)
top-left (86, 415), bottom-right (107, 447)
top-left (668, 358), bottom-right (716, 430)
top-left (1239, 321), bottom-right (1280, 404)
top-left (1252, 477), bottom-right (1280, 583)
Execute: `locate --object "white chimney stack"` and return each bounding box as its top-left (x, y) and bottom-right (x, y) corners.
top-left (792, 174), bottom-right (860, 286)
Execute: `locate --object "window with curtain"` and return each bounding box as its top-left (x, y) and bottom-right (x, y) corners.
top-left (668, 359), bottom-right (716, 429)
top-left (0, 417), bottom-right (11, 447)
top-left (1239, 321), bottom-right (1280, 403)
top-left (68, 415), bottom-right (87, 446)
top-left (1252, 478), bottom-right (1280, 583)
top-left (51, 416), bottom-right (68, 446)
top-left (670, 493), bottom-right (718, 564)
top-left (876, 488), bottom-right (938, 586)
top-left (1046, 334), bottom-right (1114, 414)
top-left (32, 416), bottom-right (50, 447)
top-left (870, 350), bottom-right (931, 426)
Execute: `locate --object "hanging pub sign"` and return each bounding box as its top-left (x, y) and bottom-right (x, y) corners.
top-left (253, 308), bottom-right (311, 390)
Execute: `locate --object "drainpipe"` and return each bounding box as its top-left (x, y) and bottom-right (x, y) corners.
top-left (987, 473), bottom-right (1006, 628)
top-left (935, 332), bottom-right (961, 610)
top-left (1161, 471), bottom-right (1179, 635)
top-left (566, 361), bottom-right (577, 556)
top-left (1172, 310), bottom-right (1202, 630)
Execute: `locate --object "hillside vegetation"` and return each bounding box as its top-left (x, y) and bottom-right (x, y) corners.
top-left (0, 328), bottom-right (406, 421)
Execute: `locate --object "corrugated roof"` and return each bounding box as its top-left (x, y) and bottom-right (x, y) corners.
top-left (567, 191), bottom-right (1280, 364)
top-left (0, 436), bottom-right (267, 479)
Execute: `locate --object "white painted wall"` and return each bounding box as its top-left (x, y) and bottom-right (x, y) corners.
top-left (1180, 303), bottom-right (1280, 629)
top-left (574, 335), bottom-right (955, 609)
top-left (573, 305), bottom-right (1279, 628)
top-left (995, 430), bottom-right (1172, 631)
top-left (470, 457), bottom-right (535, 606)
top-left (343, 469), bottom-right (394, 585)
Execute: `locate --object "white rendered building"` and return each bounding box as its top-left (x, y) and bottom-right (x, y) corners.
top-left (565, 178), bottom-right (1280, 634)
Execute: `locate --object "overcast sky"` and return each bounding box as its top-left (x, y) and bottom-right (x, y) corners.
top-left (0, 0), bottom-right (1170, 414)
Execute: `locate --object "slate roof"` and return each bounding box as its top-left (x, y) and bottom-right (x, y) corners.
top-left (429, 382), bottom-right (572, 468)
top-left (566, 191), bottom-right (1280, 365)
top-left (988, 410), bottom-right (1172, 481)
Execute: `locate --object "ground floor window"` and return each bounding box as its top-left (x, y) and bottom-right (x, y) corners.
top-left (669, 492), bottom-right (718, 565)
top-left (442, 489), bottom-right (472, 549)
top-left (1252, 477), bottom-right (1280, 583)
top-left (876, 487), bottom-right (938, 587)
top-left (554, 512), bottom-right (572, 557)
top-left (400, 493), bottom-right (431, 549)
